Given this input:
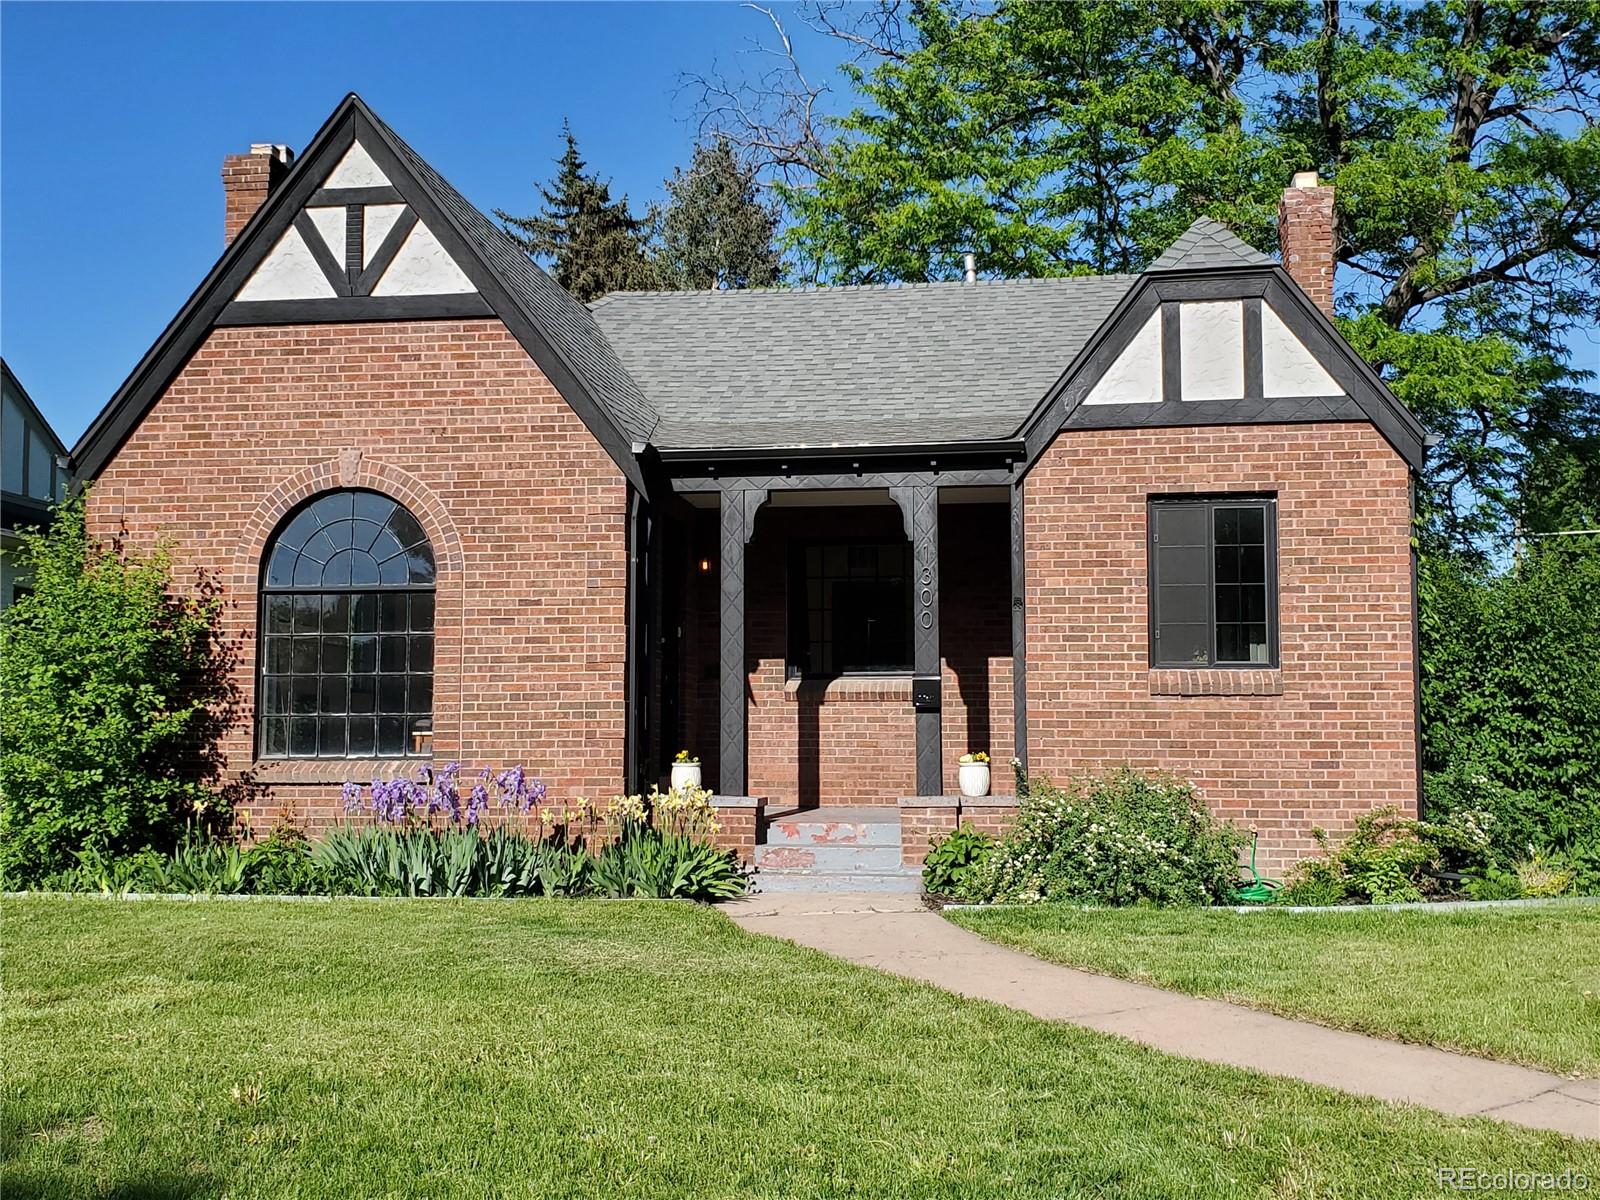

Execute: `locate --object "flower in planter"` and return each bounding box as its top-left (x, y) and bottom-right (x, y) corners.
top-left (674, 749), bottom-right (700, 764)
top-left (959, 751), bottom-right (991, 765)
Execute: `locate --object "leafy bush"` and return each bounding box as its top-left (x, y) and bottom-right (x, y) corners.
top-left (1465, 869), bottom-right (1525, 902)
top-left (921, 824), bottom-right (994, 896)
top-left (592, 829), bottom-right (746, 899)
top-left (1281, 806), bottom-right (1507, 905)
top-left (1516, 853), bottom-right (1574, 899)
top-left (956, 768), bottom-right (1248, 906)
top-left (310, 825), bottom-right (592, 897)
top-left (1421, 541), bottom-right (1600, 859)
top-left (0, 495), bottom-right (233, 884)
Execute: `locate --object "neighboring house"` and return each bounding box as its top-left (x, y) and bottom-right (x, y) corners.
top-left (2, 359), bottom-right (68, 608)
top-left (70, 96), bottom-right (1425, 874)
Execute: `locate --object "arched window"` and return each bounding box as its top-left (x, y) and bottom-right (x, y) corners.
top-left (258, 489), bottom-right (435, 759)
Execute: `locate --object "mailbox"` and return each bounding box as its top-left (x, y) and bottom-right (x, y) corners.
top-left (911, 675), bottom-right (942, 711)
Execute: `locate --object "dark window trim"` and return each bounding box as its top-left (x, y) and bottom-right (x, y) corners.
top-left (256, 489), bottom-right (436, 760)
top-left (1147, 494), bottom-right (1279, 670)
top-left (786, 537), bottom-right (915, 680)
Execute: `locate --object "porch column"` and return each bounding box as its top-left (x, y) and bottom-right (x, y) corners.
top-left (1011, 478), bottom-right (1028, 773)
top-left (718, 488), bottom-right (765, 795)
top-left (911, 485), bottom-right (942, 796)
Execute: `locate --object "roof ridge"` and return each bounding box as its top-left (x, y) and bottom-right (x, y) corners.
top-left (591, 273), bottom-right (1144, 304)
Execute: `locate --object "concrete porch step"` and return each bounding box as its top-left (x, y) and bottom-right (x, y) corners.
top-left (762, 807), bottom-right (902, 848)
top-left (755, 867), bottom-right (924, 894)
top-left (755, 843), bottom-right (905, 872)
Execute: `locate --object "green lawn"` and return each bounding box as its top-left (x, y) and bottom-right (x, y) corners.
top-left (947, 902), bottom-right (1600, 1076)
top-left (3, 898), bottom-right (1594, 1199)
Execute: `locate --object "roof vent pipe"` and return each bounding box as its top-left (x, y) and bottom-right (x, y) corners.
top-left (963, 252), bottom-right (977, 283)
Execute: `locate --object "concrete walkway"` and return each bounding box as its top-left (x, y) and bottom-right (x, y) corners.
top-left (726, 891), bottom-right (1600, 1141)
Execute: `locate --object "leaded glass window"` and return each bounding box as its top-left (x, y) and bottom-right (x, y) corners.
top-left (257, 490), bottom-right (435, 758)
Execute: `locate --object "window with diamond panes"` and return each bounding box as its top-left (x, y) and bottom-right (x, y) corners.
top-left (257, 490), bottom-right (435, 758)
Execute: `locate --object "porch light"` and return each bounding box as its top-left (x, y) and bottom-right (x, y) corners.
top-left (699, 558), bottom-right (711, 573)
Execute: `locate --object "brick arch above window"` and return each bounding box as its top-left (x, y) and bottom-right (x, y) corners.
top-left (233, 456), bottom-right (462, 597)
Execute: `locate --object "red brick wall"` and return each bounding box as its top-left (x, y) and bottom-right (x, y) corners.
top-left (677, 501), bottom-right (1014, 807)
top-left (1024, 423), bottom-right (1415, 871)
top-left (1278, 181), bottom-right (1336, 317)
top-left (222, 149), bottom-right (290, 247)
top-left (88, 319), bottom-right (630, 831)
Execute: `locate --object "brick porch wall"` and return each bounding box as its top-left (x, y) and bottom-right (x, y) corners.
top-left (88, 319), bottom-right (630, 831)
top-left (1023, 423), bottom-right (1416, 872)
top-left (678, 502), bottom-right (1015, 806)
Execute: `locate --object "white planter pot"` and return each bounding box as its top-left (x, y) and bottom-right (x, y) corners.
top-left (958, 762), bottom-right (991, 798)
top-left (670, 762), bottom-right (703, 793)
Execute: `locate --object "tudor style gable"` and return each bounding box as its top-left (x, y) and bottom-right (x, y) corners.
top-left (233, 141), bottom-right (476, 307)
top-left (1020, 218), bottom-right (1428, 472)
top-left (72, 94), bottom-right (653, 490)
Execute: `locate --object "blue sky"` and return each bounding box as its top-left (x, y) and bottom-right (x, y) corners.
top-left (0, 1), bottom-right (840, 444)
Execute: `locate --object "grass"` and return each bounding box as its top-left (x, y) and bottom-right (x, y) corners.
top-left (3, 897), bottom-right (1595, 1199)
top-left (947, 902), bottom-right (1600, 1076)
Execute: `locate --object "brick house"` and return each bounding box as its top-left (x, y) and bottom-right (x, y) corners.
top-left (71, 96), bottom-right (1426, 882)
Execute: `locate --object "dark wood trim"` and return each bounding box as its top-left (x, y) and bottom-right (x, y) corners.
top-left (344, 203), bottom-right (363, 280)
top-left (717, 488), bottom-right (766, 796)
top-left (1160, 302), bottom-right (1181, 403)
top-left (293, 210), bottom-right (352, 297)
top-left (216, 293), bottom-right (495, 326)
top-left (911, 484), bottom-right (941, 796)
top-left (1065, 395), bottom-right (1367, 431)
top-left (670, 466), bottom-right (1014, 495)
top-left (1242, 297), bottom-right (1264, 401)
top-left (353, 206), bottom-right (418, 296)
top-left (1010, 479), bottom-right (1027, 775)
top-left (1149, 274), bottom-right (1271, 301)
top-left (310, 185), bottom-right (402, 206)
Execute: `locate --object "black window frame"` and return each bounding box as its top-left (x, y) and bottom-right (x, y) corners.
top-left (786, 538), bottom-right (915, 679)
top-left (1147, 494), bottom-right (1279, 670)
top-left (256, 489), bottom-right (437, 760)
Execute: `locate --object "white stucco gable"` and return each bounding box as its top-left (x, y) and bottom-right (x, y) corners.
top-left (1083, 309), bottom-right (1162, 405)
top-left (370, 222), bottom-right (476, 295)
top-left (1261, 303), bottom-right (1340, 396)
top-left (1079, 293), bottom-right (1349, 406)
top-left (322, 142), bottom-right (390, 189)
top-left (236, 225), bottom-right (339, 301)
top-left (229, 137), bottom-right (480, 305)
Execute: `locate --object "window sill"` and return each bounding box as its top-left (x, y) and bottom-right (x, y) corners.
top-left (248, 758), bottom-right (429, 785)
top-left (1148, 668), bottom-right (1283, 697)
top-left (783, 675), bottom-right (912, 703)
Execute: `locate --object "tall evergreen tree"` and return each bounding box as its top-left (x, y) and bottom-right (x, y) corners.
top-left (649, 138), bottom-right (782, 290)
top-left (496, 122), bottom-right (650, 303)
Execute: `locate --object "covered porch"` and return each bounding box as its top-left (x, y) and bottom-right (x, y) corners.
top-left (650, 458), bottom-right (1027, 824)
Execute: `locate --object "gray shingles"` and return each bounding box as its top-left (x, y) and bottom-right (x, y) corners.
top-left (1148, 217), bottom-right (1272, 272)
top-left (589, 277), bottom-right (1136, 449)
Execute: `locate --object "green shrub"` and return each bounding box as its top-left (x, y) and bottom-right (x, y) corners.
top-left (922, 824), bottom-right (995, 896)
top-left (0, 495), bottom-right (231, 884)
top-left (956, 768), bottom-right (1247, 906)
top-left (1515, 853), bottom-right (1574, 898)
top-left (1282, 806), bottom-right (1503, 905)
top-left (1273, 859), bottom-right (1350, 906)
top-left (1466, 869), bottom-right (1525, 901)
top-left (592, 828), bottom-right (746, 899)
top-left (1420, 541), bottom-right (1600, 858)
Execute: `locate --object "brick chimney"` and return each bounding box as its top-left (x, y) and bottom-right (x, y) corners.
top-left (222, 143), bottom-right (294, 246)
top-left (1277, 170), bottom-right (1335, 317)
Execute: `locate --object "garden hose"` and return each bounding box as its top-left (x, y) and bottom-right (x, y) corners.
top-left (1232, 831), bottom-right (1282, 904)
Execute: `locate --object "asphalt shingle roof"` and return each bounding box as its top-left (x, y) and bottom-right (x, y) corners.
top-left (589, 276), bottom-right (1138, 450)
top-left (1149, 216), bottom-right (1273, 272)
